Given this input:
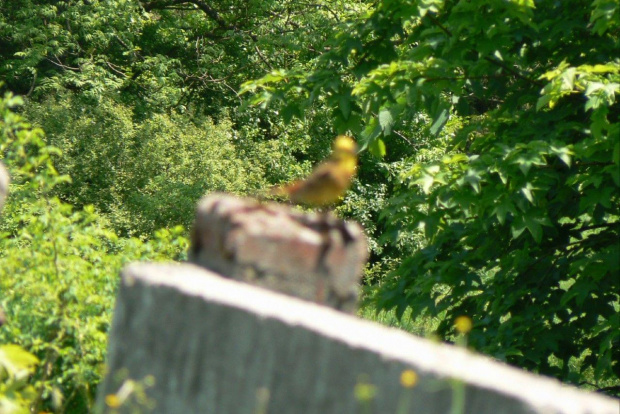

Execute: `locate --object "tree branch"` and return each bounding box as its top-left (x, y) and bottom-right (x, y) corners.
top-left (423, 12), bottom-right (542, 87)
top-left (46, 56), bottom-right (80, 71)
top-left (483, 56), bottom-right (543, 87)
top-left (141, 0), bottom-right (227, 27)
top-left (140, 0), bottom-right (258, 41)
top-left (570, 222), bottom-right (620, 234)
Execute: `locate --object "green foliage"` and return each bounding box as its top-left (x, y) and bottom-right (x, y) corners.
top-left (0, 91), bottom-right (188, 411)
top-left (244, 0), bottom-right (620, 393)
top-left (0, 0), bottom-right (370, 238)
top-left (0, 345), bottom-right (39, 414)
top-left (23, 94), bottom-right (271, 236)
top-left (0, 0), bottom-right (364, 115)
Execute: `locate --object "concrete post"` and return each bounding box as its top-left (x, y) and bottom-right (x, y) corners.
top-left (96, 263), bottom-right (618, 414)
top-left (189, 194), bottom-right (368, 313)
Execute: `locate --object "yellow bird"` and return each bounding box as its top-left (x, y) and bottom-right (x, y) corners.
top-left (271, 135), bottom-right (358, 206)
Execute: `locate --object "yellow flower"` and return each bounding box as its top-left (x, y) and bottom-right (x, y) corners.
top-left (105, 394), bottom-right (122, 408)
top-left (354, 375), bottom-right (377, 402)
top-left (454, 316), bottom-right (473, 334)
top-left (400, 369), bottom-right (418, 388)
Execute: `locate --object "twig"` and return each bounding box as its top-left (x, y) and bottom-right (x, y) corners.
top-left (483, 56), bottom-right (542, 86)
top-left (393, 129), bottom-right (415, 146)
top-left (254, 44), bottom-right (273, 71)
top-left (105, 61), bottom-right (128, 77)
top-left (27, 71), bottom-right (37, 97)
top-left (570, 222), bottom-right (620, 233)
top-left (425, 13), bottom-right (452, 37)
top-left (46, 56), bottom-right (80, 71)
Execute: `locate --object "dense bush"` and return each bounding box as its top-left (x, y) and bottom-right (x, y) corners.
top-left (0, 0), bottom-right (368, 238)
top-left (0, 91), bottom-right (187, 411)
top-left (23, 95), bottom-right (272, 236)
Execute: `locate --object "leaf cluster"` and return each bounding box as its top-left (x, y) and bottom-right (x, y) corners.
top-left (0, 345), bottom-right (39, 414)
top-left (0, 0), bottom-right (373, 238)
top-left (244, 0), bottom-right (620, 392)
top-left (0, 91), bottom-right (188, 412)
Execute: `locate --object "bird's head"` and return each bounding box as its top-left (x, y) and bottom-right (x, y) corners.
top-left (332, 135), bottom-right (357, 155)
top-left (331, 135), bottom-right (358, 175)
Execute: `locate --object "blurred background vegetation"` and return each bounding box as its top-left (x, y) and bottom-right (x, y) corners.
top-left (0, 0), bottom-right (618, 411)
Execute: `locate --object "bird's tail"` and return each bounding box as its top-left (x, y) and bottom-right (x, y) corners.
top-left (251, 184), bottom-right (286, 201)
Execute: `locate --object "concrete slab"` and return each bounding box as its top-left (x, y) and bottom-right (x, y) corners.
top-left (96, 263), bottom-right (618, 413)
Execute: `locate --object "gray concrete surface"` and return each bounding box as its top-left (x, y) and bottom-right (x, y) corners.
top-left (96, 263), bottom-right (619, 414)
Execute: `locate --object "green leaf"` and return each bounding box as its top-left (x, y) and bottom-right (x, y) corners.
top-left (281, 104), bottom-right (301, 124)
top-left (369, 137), bottom-right (387, 158)
top-left (441, 154), bottom-right (468, 164)
top-left (524, 214), bottom-right (543, 243)
top-left (378, 107), bottom-right (395, 135)
top-left (493, 198), bottom-right (516, 225)
top-left (429, 107), bottom-right (450, 136)
top-left (0, 345), bottom-right (39, 378)
top-left (511, 217), bottom-right (527, 239)
top-left (418, 173), bottom-right (434, 194)
top-left (521, 183), bottom-right (535, 204)
top-left (359, 121), bottom-right (382, 153)
top-left (550, 144), bottom-right (572, 167)
top-left (463, 169), bottom-right (481, 193)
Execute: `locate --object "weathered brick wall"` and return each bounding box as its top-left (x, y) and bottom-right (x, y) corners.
top-left (189, 194), bottom-right (368, 313)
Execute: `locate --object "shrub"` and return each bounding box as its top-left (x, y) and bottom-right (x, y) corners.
top-left (0, 90), bottom-right (187, 411)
